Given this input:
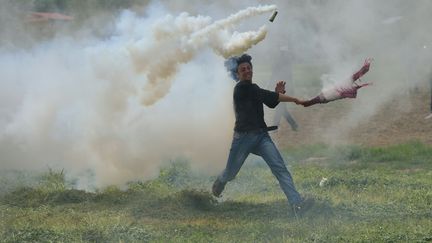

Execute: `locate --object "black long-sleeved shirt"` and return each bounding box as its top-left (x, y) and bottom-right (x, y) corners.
top-left (233, 80), bottom-right (279, 132)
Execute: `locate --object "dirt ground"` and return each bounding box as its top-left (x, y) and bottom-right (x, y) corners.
top-left (272, 88), bottom-right (432, 147)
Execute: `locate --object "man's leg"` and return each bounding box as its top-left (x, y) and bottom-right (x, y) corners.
top-left (282, 105), bottom-right (298, 131)
top-left (430, 77), bottom-right (432, 113)
top-left (426, 78), bottom-right (432, 119)
top-left (253, 134), bottom-right (302, 205)
top-left (273, 104), bottom-right (283, 127)
top-left (213, 132), bottom-right (255, 197)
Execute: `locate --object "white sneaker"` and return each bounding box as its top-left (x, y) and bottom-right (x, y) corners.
top-left (425, 113), bottom-right (432, 120)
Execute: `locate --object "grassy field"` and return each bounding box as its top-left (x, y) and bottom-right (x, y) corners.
top-left (1, 141), bottom-right (431, 242)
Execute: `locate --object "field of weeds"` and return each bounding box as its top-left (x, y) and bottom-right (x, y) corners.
top-left (1, 141), bottom-right (431, 242)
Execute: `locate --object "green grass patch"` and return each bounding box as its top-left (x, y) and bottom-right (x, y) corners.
top-left (284, 140), bottom-right (432, 169)
top-left (1, 142), bottom-right (432, 242)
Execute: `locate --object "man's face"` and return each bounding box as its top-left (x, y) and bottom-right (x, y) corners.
top-left (237, 62), bottom-right (253, 81)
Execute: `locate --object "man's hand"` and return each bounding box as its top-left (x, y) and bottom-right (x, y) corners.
top-left (294, 99), bottom-right (305, 105)
top-left (275, 81), bottom-right (286, 94)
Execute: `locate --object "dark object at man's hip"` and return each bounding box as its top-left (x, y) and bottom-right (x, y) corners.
top-left (235, 126), bottom-right (278, 135)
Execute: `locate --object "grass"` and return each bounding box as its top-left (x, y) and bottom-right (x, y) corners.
top-left (1, 141), bottom-right (431, 242)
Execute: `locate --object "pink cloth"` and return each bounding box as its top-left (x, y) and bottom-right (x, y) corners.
top-left (352, 58), bottom-right (371, 81)
top-left (302, 58), bottom-right (372, 107)
top-left (337, 83), bottom-right (370, 99)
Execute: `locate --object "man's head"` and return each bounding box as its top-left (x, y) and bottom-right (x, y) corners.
top-left (225, 53), bottom-right (253, 82)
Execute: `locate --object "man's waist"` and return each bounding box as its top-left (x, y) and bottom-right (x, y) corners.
top-left (234, 126), bottom-right (278, 133)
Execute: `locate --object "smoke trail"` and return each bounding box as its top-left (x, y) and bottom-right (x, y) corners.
top-left (190, 5), bottom-right (276, 58)
top-left (130, 5), bottom-right (276, 106)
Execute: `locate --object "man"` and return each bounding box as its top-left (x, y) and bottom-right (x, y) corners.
top-left (426, 75), bottom-right (432, 119)
top-left (212, 53), bottom-right (313, 214)
top-left (273, 102), bottom-right (298, 131)
top-left (430, 76), bottom-right (432, 115)
top-left (270, 46), bottom-right (298, 131)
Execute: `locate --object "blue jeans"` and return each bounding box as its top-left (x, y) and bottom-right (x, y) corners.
top-left (217, 130), bottom-right (302, 205)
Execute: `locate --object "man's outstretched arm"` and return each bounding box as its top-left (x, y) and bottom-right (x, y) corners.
top-left (278, 93), bottom-right (304, 104)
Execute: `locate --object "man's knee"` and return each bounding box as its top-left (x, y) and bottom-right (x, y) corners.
top-left (271, 165), bottom-right (289, 175)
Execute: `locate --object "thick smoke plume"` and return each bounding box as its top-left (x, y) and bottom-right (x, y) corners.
top-left (132, 4), bottom-right (276, 105)
top-left (1, 0), bottom-right (431, 189)
top-left (0, 2), bottom-right (276, 189)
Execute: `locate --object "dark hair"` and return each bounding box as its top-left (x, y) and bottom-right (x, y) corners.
top-left (224, 54), bottom-right (253, 81)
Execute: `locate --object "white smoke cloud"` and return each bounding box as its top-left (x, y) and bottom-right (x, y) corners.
top-left (0, 2), bottom-right (276, 188)
top-left (259, 0), bottom-right (432, 144)
top-left (1, 0), bottom-right (432, 189)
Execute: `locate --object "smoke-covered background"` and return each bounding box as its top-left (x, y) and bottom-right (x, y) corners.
top-left (263, 0), bottom-right (432, 144)
top-left (1, 0), bottom-right (431, 189)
